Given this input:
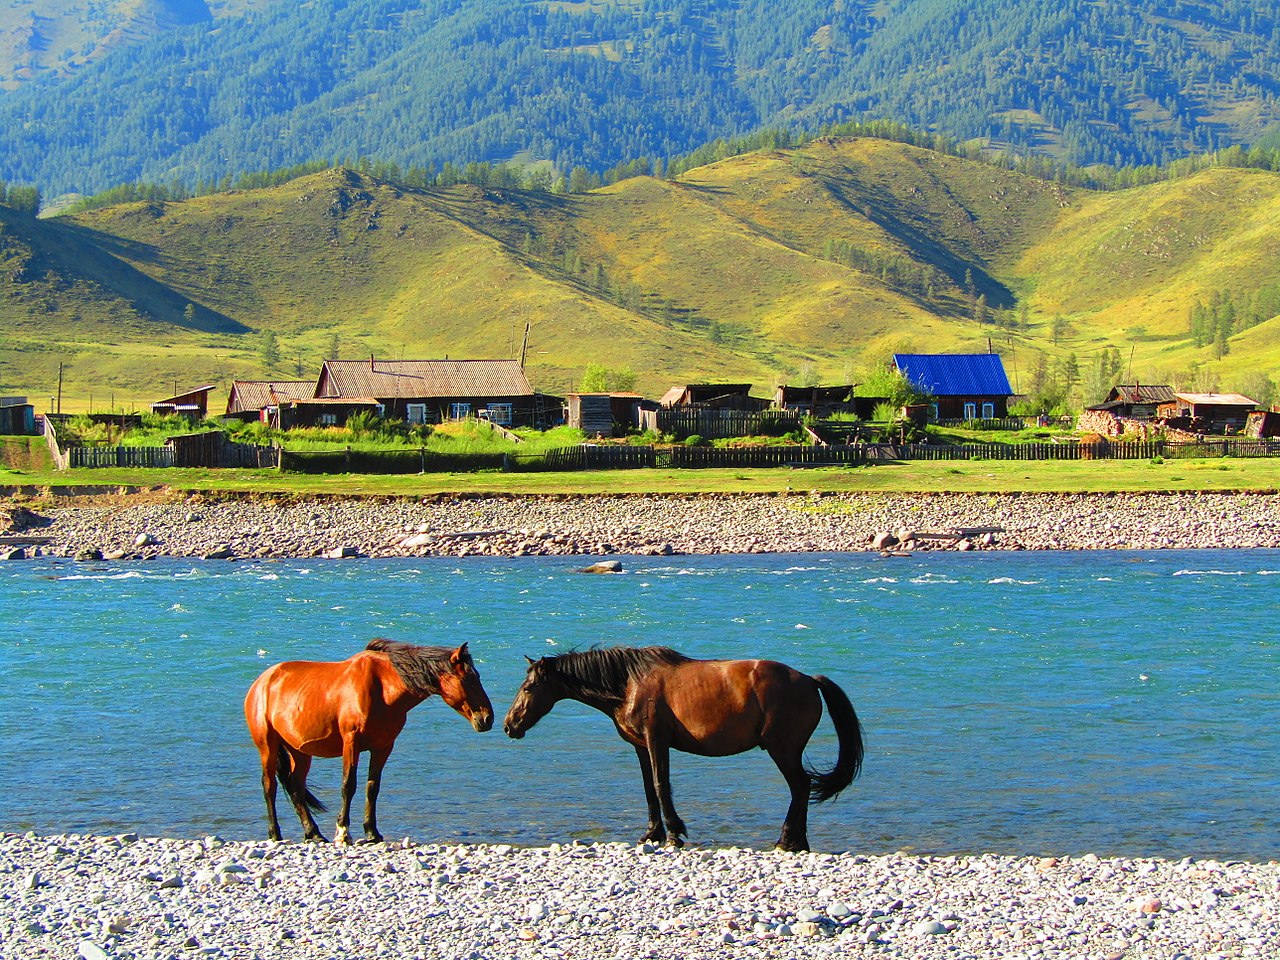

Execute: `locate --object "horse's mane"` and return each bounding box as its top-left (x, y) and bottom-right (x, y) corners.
top-left (544, 646), bottom-right (692, 699)
top-left (366, 639), bottom-right (458, 696)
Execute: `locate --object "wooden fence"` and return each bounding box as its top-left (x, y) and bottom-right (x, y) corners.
top-left (69, 446), bottom-right (176, 468)
top-left (642, 408), bottom-right (799, 440)
top-left (67, 439), bottom-right (277, 469)
top-left (883, 439), bottom-right (1280, 461)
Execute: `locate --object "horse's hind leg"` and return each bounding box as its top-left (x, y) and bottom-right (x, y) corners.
top-left (257, 745), bottom-right (284, 842)
top-left (768, 746), bottom-right (812, 852)
top-left (360, 748), bottom-right (390, 843)
top-left (286, 752), bottom-right (327, 842)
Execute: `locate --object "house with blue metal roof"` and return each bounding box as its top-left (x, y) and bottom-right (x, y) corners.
top-left (893, 354), bottom-right (1014, 420)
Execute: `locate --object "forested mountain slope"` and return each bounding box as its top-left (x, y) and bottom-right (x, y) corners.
top-left (4, 138), bottom-right (1280, 406)
top-left (2, 0), bottom-right (1280, 196)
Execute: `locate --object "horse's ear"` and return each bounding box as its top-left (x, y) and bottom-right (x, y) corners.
top-left (450, 642), bottom-right (470, 665)
top-left (524, 655), bottom-right (535, 665)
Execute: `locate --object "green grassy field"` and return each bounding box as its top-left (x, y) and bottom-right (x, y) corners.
top-left (6, 138), bottom-right (1280, 411)
top-left (4, 456), bottom-right (1279, 498)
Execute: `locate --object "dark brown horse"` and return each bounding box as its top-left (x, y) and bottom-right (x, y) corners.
top-left (503, 646), bottom-right (863, 851)
top-left (245, 640), bottom-right (493, 843)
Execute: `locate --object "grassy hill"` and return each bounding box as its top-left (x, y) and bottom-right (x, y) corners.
top-left (3, 138), bottom-right (1280, 410)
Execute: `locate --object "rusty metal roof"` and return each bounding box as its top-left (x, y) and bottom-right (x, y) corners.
top-left (226, 380), bottom-right (316, 414)
top-left (318, 360), bottom-right (534, 399)
top-left (1173, 392), bottom-right (1258, 406)
top-left (1108, 384), bottom-right (1175, 404)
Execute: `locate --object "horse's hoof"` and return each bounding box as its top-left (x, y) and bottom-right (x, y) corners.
top-left (357, 835), bottom-right (384, 845)
top-left (664, 836), bottom-right (685, 849)
top-left (775, 840), bottom-right (809, 853)
top-left (303, 834), bottom-right (328, 843)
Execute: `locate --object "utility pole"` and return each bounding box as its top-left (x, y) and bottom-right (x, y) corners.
top-left (56, 362), bottom-right (63, 415)
top-left (519, 322), bottom-right (530, 368)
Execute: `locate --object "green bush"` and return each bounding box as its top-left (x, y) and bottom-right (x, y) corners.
top-left (684, 434), bottom-right (705, 446)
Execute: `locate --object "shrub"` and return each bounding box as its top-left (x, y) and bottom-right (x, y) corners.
top-left (684, 434), bottom-right (705, 446)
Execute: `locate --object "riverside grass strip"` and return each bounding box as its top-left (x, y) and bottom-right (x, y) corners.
top-left (7, 457), bottom-right (1280, 497)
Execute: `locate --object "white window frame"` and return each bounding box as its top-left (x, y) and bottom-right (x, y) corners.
top-left (487, 402), bottom-right (513, 426)
top-left (406, 403), bottom-right (427, 424)
top-left (963, 402), bottom-right (977, 420)
top-left (981, 402), bottom-right (995, 419)
top-left (450, 402), bottom-right (471, 420)
top-left (318, 413), bottom-right (338, 426)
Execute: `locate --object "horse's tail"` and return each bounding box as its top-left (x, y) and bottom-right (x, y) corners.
top-left (806, 675), bottom-right (864, 804)
top-left (275, 743), bottom-right (327, 814)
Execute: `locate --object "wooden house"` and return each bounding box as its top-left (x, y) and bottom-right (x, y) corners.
top-left (1157, 393), bottom-right (1258, 433)
top-left (294, 358), bottom-right (552, 428)
top-left (893, 354), bottom-right (1013, 420)
top-left (659, 383), bottom-right (766, 411)
top-left (0, 396), bottom-right (36, 435)
top-left (151, 385), bottom-right (215, 419)
top-left (1085, 384), bottom-right (1176, 420)
top-left (225, 380), bottom-right (316, 424)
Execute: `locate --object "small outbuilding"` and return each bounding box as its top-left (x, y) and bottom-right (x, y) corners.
top-left (1085, 384), bottom-right (1176, 420)
top-left (659, 383), bottom-right (765, 411)
top-left (0, 396), bottom-right (36, 435)
top-left (566, 393), bottom-right (652, 436)
top-left (774, 384), bottom-right (855, 418)
top-left (225, 380), bottom-right (316, 424)
top-left (152, 385), bottom-right (215, 419)
top-left (1156, 393), bottom-right (1258, 433)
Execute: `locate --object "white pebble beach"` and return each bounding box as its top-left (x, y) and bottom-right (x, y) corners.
top-left (3, 832), bottom-right (1277, 960)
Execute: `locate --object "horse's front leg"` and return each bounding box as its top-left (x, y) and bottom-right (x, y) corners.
top-left (360, 748), bottom-right (390, 843)
top-left (632, 743), bottom-right (665, 844)
top-left (647, 740), bottom-right (687, 847)
top-left (335, 740), bottom-right (360, 845)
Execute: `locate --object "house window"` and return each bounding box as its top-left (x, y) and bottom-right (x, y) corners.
top-left (406, 403), bottom-right (427, 424)
top-left (450, 402), bottom-right (471, 420)
top-left (318, 413), bottom-right (338, 426)
top-left (929, 403), bottom-right (939, 421)
top-left (963, 402), bottom-right (977, 420)
top-left (487, 403), bottom-right (513, 426)
top-left (981, 402), bottom-right (995, 419)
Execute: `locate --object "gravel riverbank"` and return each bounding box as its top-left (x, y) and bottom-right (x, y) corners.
top-left (4, 490), bottom-right (1280, 560)
top-left (3, 832), bottom-right (1276, 960)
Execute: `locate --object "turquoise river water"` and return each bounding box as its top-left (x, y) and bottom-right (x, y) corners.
top-left (1, 550), bottom-right (1276, 860)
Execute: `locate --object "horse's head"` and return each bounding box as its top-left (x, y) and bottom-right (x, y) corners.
top-left (503, 656), bottom-right (562, 739)
top-left (438, 643), bottom-right (494, 733)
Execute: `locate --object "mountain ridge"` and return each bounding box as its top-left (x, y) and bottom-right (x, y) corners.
top-left (3, 0), bottom-right (1280, 196)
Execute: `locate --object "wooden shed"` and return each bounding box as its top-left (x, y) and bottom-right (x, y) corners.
top-left (774, 385), bottom-right (855, 417)
top-left (1156, 393), bottom-right (1258, 433)
top-left (152, 385), bottom-right (215, 419)
top-left (659, 383), bottom-right (765, 411)
top-left (0, 396), bottom-right (36, 435)
top-left (225, 380), bottom-right (316, 423)
top-left (1086, 384), bottom-right (1176, 420)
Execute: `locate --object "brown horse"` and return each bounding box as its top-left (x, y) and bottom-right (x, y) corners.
top-left (503, 646), bottom-right (863, 852)
top-left (245, 640), bottom-right (493, 843)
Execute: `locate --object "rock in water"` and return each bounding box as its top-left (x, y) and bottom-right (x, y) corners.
top-left (579, 560), bottom-right (623, 574)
